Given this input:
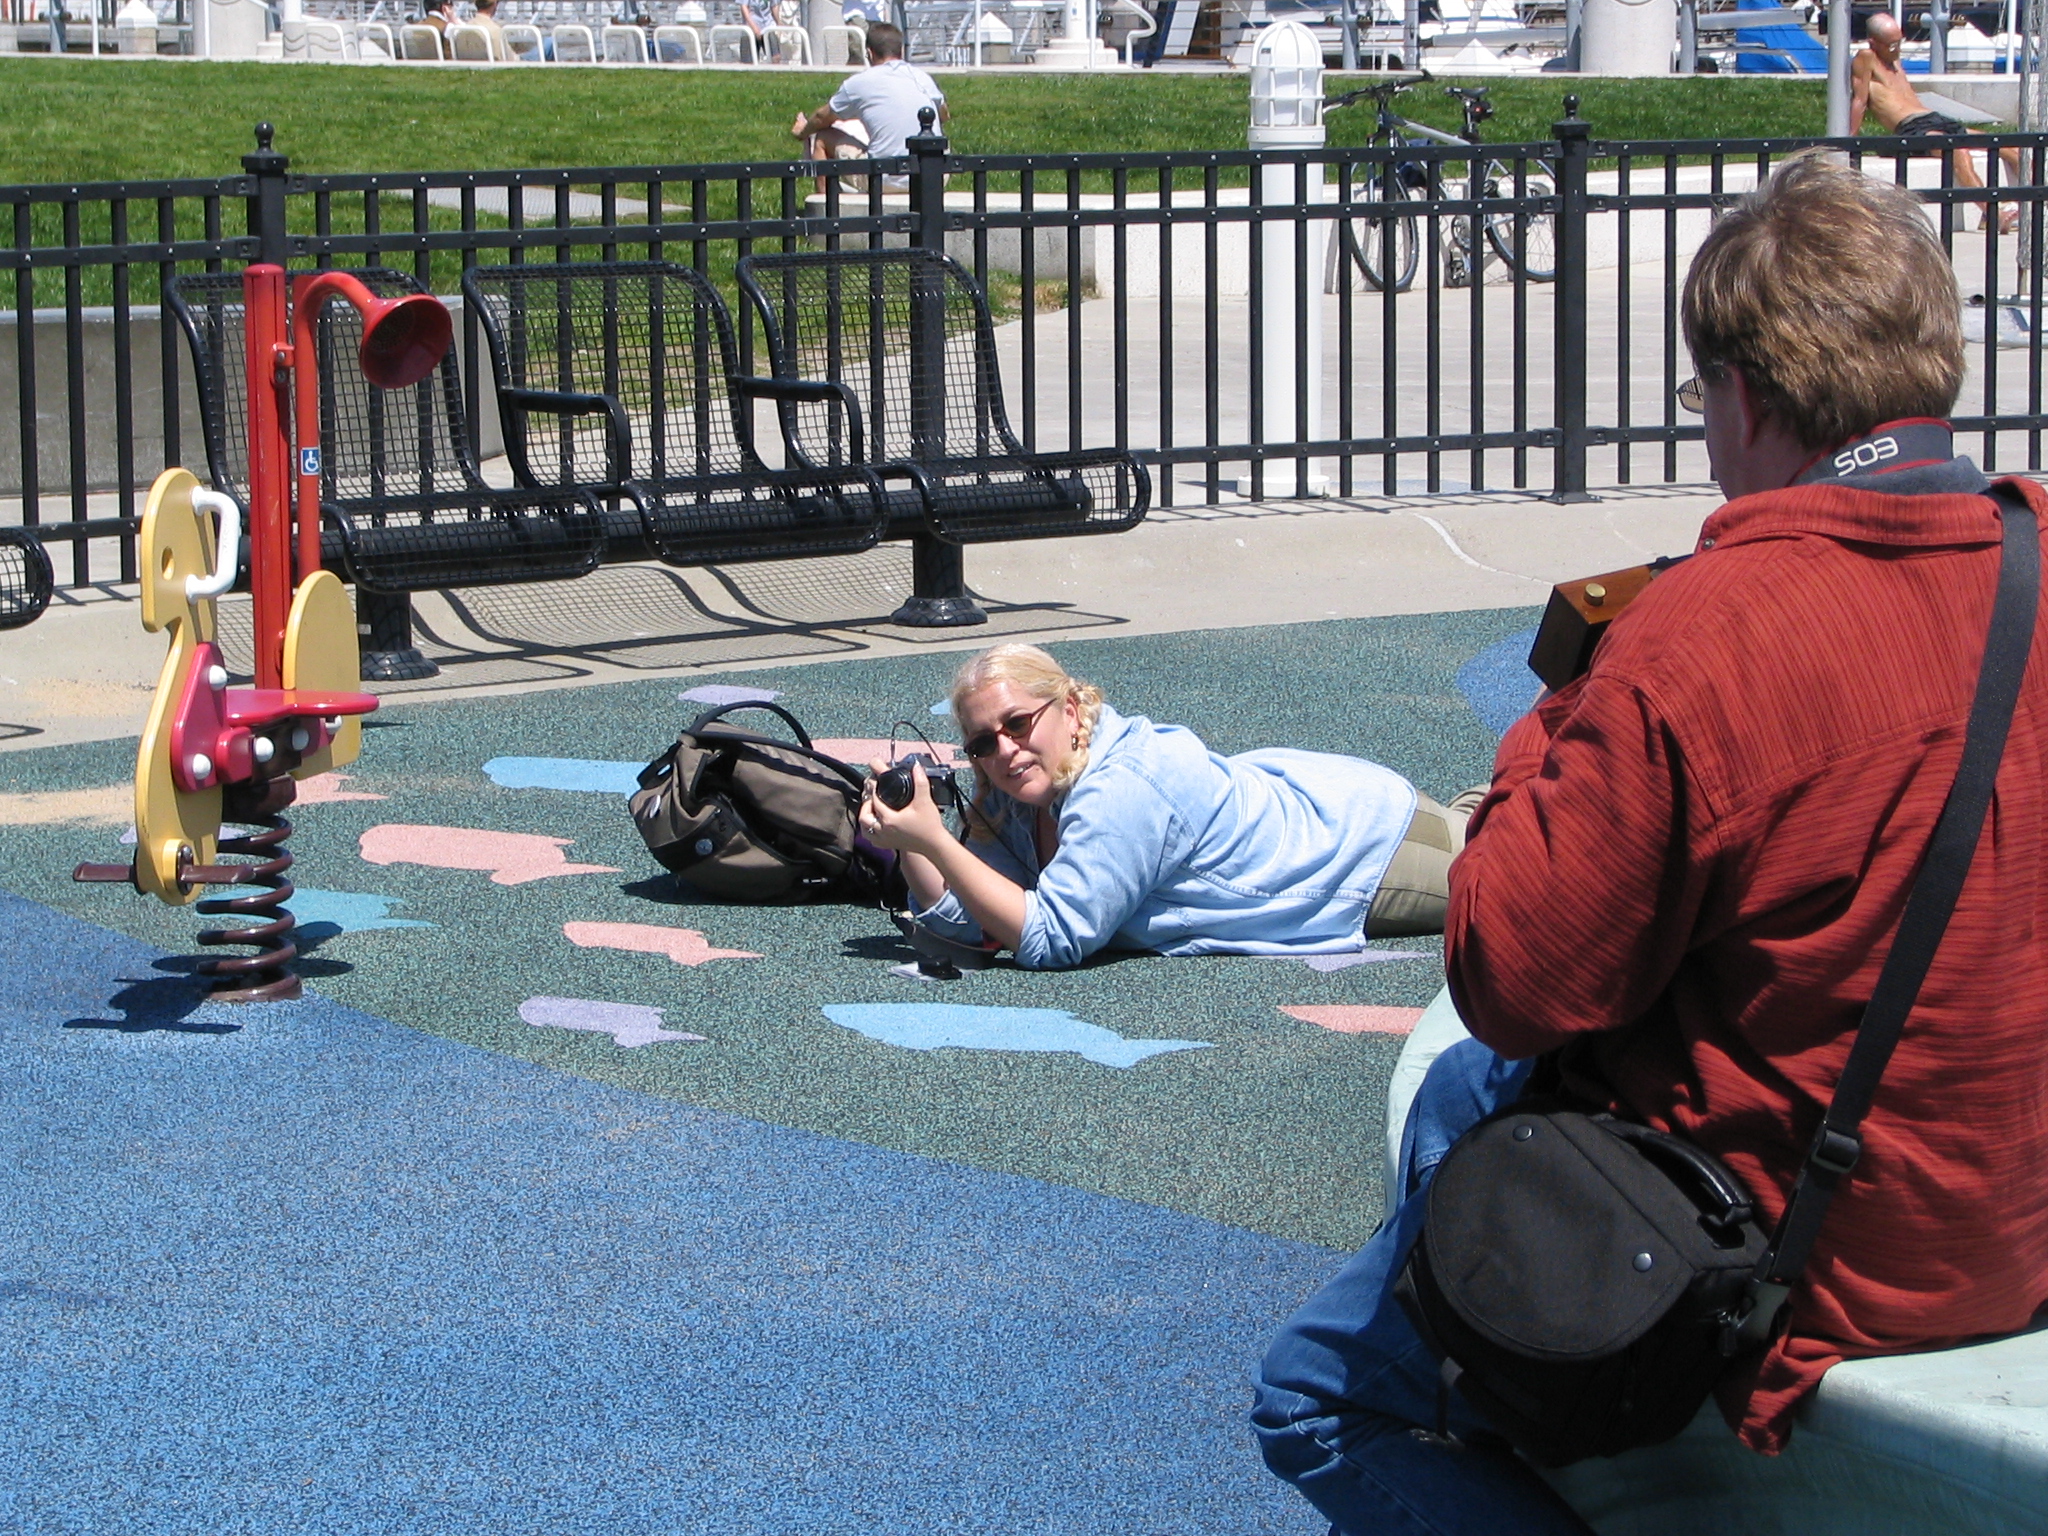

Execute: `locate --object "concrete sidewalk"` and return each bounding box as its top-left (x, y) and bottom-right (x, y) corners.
top-left (0, 481), bottom-right (1721, 752)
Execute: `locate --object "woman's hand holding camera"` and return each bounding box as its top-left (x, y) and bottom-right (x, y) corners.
top-left (860, 757), bottom-right (948, 857)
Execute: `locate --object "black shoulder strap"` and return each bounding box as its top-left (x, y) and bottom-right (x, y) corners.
top-left (1736, 482), bottom-right (2039, 1346)
top-left (687, 699), bottom-right (815, 749)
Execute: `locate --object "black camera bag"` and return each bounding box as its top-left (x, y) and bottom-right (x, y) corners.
top-left (1395, 1110), bottom-right (1767, 1465)
top-left (1397, 486), bottom-right (2039, 1467)
top-left (629, 701), bottom-right (899, 904)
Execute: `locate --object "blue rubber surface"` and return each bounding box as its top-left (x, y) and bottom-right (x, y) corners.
top-left (1, 888), bottom-right (1330, 1535)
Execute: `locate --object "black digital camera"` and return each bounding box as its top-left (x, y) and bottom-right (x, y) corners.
top-left (873, 752), bottom-right (962, 811)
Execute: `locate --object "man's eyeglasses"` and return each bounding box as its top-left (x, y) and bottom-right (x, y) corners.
top-left (962, 698), bottom-right (1056, 760)
top-left (1676, 376), bottom-right (1705, 414)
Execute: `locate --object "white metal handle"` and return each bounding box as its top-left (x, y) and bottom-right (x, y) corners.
top-left (185, 489), bottom-right (242, 601)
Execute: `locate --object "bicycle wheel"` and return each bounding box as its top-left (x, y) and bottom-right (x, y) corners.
top-left (1480, 160), bottom-right (1557, 282)
top-left (1332, 172), bottom-right (1420, 295)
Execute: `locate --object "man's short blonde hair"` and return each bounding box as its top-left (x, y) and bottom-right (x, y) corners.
top-left (1681, 149), bottom-right (1964, 450)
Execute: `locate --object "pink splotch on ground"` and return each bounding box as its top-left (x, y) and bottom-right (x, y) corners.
top-left (812, 738), bottom-right (964, 768)
top-left (1279, 1005), bottom-right (1425, 1036)
top-left (359, 824), bottom-right (621, 885)
top-left (564, 921), bottom-right (762, 967)
top-left (296, 772), bottom-right (389, 804)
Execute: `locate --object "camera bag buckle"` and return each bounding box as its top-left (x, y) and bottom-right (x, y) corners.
top-left (1807, 1125), bottom-right (1862, 1178)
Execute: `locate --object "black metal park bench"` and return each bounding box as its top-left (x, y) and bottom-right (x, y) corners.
top-left (467, 252), bottom-right (1149, 628)
top-left (0, 529), bottom-right (54, 631)
top-left (459, 260), bottom-right (887, 571)
top-left (735, 247), bottom-right (1150, 624)
top-left (166, 268), bottom-right (609, 680)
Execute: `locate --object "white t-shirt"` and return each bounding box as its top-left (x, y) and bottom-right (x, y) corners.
top-left (827, 58), bottom-right (947, 162)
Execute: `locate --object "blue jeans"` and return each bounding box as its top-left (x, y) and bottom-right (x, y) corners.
top-left (1253, 1041), bottom-right (1596, 1536)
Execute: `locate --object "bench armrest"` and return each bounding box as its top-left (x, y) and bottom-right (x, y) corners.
top-left (500, 386), bottom-right (631, 487)
top-left (732, 375), bottom-right (866, 469)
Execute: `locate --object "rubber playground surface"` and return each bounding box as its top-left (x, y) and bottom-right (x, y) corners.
top-left (1, 605), bottom-right (1540, 1535)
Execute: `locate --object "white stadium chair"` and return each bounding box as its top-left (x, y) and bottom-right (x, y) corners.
top-left (550, 21), bottom-right (595, 60)
top-left (652, 22), bottom-right (702, 61)
top-left (399, 21), bottom-right (446, 58)
top-left (601, 22), bottom-right (648, 61)
top-left (706, 22), bottom-right (755, 62)
top-left (820, 23), bottom-right (862, 65)
top-left (447, 22), bottom-right (495, 59)
top-left (761, 22), bottom-right (808, 63)
top-left (358, 19), bottom-right (395, 57)
top-left (500, 21), bottom-right (543, 60)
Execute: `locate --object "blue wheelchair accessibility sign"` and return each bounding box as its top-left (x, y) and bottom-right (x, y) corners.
top-left (299, 447), bottom-right (322, 477)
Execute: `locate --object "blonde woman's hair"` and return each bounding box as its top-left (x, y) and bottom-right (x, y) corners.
top-left (1682, 149), bottom-right (1964, 451)
top-left (949, 644), bottom-right (1104, 836)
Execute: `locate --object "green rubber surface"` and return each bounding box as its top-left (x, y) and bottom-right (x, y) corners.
top-left (0, 608), bottom-right (1535, 1252)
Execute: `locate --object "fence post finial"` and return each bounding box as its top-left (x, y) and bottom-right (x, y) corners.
top-left (242, 123), bottom-right (291, 268)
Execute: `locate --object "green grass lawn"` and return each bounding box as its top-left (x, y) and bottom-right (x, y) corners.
top-left (0, 58), bottom-right (1829, 185)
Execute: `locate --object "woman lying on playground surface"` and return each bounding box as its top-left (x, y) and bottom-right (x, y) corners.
top-left (859, 643), bottom-right (1478, 971)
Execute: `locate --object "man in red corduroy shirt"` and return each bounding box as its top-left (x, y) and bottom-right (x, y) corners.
top-left (1256, 151), bottom-right (2048, 1535)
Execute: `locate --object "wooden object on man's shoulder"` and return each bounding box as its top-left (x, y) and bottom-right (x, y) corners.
top-left (1527, 556), bottom-right (1689, 691)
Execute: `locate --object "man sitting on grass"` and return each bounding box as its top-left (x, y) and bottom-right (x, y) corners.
top-left (791, 22), bottom-right (948, 195)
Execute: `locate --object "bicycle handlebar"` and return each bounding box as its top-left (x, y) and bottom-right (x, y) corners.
top-left (1325, 69), bottom-right (1432, 112)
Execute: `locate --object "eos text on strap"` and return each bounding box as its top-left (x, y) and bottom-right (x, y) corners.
top-left (1797, 419), bottom-right (1955, 485)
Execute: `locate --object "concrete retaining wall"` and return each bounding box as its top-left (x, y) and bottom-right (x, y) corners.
top-left (0, 297), bottom-right (504, 499)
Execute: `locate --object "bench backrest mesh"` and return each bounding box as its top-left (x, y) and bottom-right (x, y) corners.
top-left (739, 249), bottom-right (1014, 469)
top-left (165, 268), bottom-right (482, 510)
top-left (465, 261), bottom-right (758, 487)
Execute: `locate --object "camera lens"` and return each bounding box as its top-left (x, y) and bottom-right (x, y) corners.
top-left (875, 765), bottom-right (914, 810)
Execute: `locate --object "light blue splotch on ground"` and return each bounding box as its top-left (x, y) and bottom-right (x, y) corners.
top-left (483, 756), bottom-right (644, 795)
top-left (929, 700), bottom-right (952, 716)
top-left (681, 684), bottom-right (783, 707)
top-left (290, 888), bottom-right (435, 941)
top-left (1457, 627), bottom-right (1542, 738)
top-left (823, 1003), bottom-right (1210, 1069)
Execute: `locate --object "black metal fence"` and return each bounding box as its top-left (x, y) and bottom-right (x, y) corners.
top-left (6, 110), bottom-right (2046, 594)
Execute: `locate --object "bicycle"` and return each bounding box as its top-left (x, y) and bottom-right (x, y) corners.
top-left (1323, 76), bottom-right (1558, 294)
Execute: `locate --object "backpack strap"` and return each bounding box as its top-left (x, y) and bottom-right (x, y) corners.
top-left (1732, 480), bottom-right (2040, 1348)
top-left (687, 700), bottom-right (816, 750)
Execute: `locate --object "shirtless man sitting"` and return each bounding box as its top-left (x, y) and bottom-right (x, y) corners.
top-left (1852, 12), bottom-right (2022, 232)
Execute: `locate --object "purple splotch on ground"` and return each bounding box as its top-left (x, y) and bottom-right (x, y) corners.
top-left (519, 996), bottom-right (706, 1047)
top-left (680, 684), bottom-right (784, 707)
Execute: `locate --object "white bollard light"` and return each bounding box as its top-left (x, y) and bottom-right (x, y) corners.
top-left (1580, 0), bottom-right (1677, 75)
top-left (115, 0), bottom-right (158, 54)
top-left (1241, 20), bottom-right (1328, 497)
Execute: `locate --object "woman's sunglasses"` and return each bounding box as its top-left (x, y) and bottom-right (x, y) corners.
top-left (962, 698), bottom-right (1056, 760)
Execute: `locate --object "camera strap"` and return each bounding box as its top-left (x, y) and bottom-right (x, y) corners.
top-left (1794, 419), bottom-right (1954, 485)
top-left (887, 717), bottom-right (950, 768)
top-left (1731, 481), bottom-right (2038, 1349)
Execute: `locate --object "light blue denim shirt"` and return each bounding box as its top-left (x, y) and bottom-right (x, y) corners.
top-left (912, 704), bottom-right (1418, 969)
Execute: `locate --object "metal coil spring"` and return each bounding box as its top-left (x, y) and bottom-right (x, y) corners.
top-left (196, 811), bottom-right (300, 1002)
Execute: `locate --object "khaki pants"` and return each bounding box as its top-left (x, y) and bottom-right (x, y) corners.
top-left (1363, 786), bottom-right (1486, 938)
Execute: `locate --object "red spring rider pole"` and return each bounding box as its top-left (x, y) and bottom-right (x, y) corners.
top-left (287, 271), bottom-right (454, 609)
top-left (242, 263), bottom-right (293, 690)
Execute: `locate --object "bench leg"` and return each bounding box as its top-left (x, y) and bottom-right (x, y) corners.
top-left (356, 589), bottom-right (440, 682)
top-left (890, 535), bottom-right (988, 628)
